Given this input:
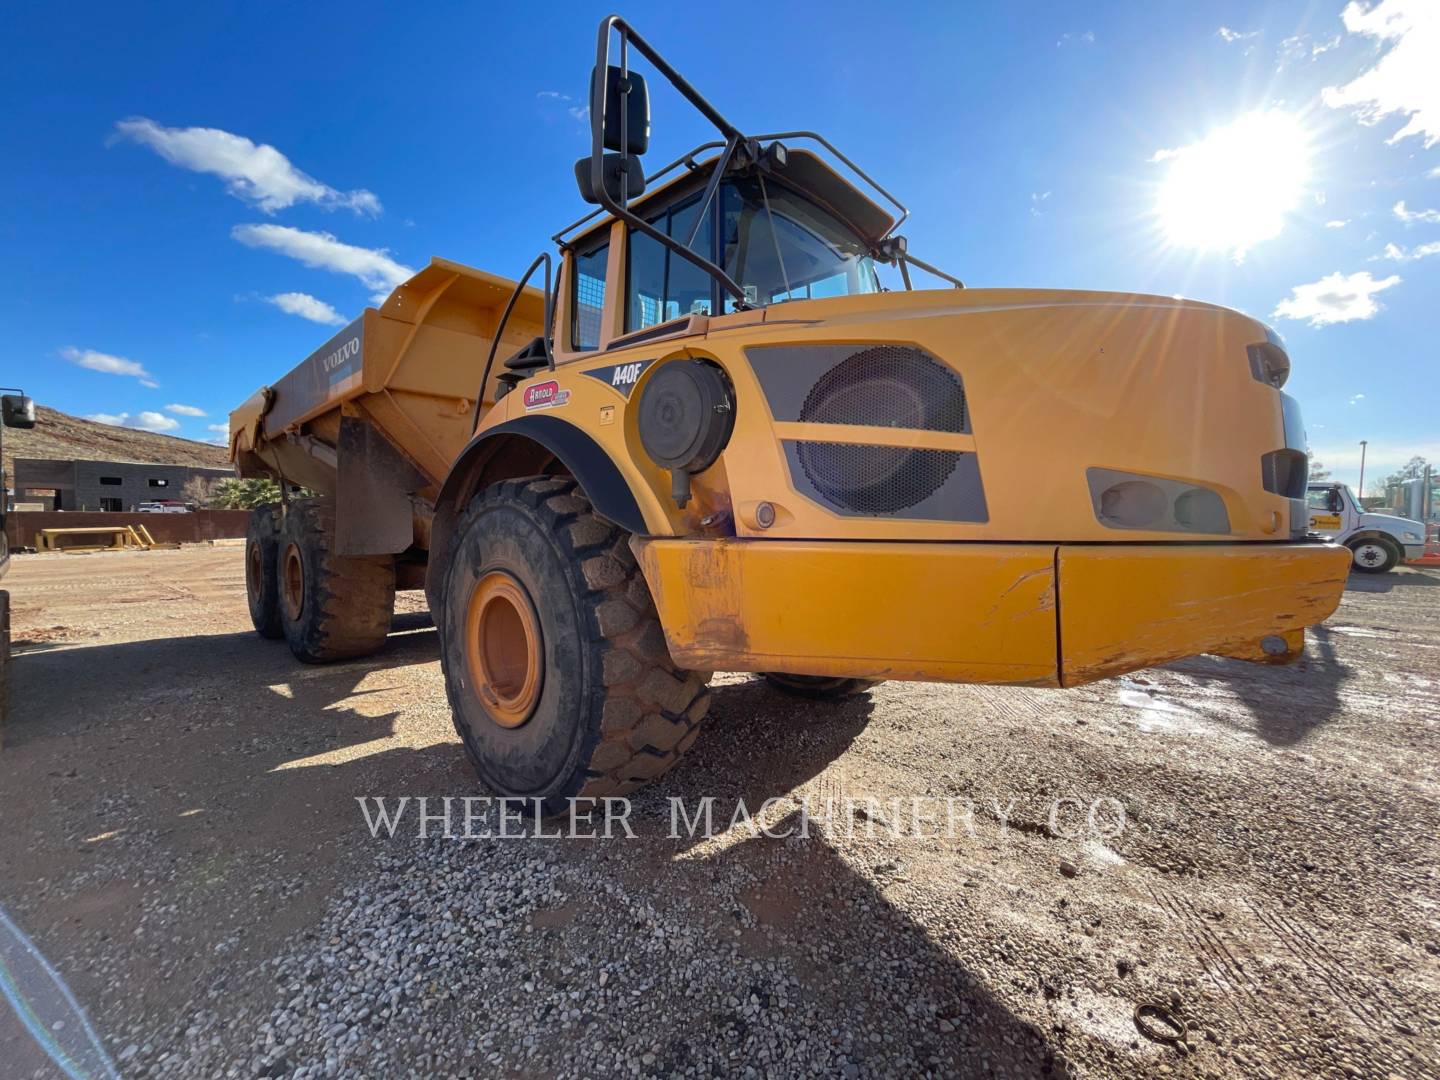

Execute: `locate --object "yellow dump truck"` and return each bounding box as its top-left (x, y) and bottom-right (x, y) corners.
top-left (230, 15), bottom-right (1350, 812)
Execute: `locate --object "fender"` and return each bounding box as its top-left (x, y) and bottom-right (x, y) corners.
top-left (426, 415), bottom-right (648, 614)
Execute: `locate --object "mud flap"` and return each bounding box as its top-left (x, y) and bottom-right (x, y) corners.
top-left (336, 415), bottom-right (428, 555)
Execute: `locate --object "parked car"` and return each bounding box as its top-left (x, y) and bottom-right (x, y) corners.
top-left (137, 501), bottom-right (189, 514)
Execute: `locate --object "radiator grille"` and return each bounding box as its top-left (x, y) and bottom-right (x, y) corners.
top-left (798, 346), bottom-right (968, 432)
top-left (795, 442), bottom-right (962, 515)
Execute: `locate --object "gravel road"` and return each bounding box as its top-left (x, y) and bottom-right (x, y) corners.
top-left (1, 545), bottom-right (1437, 1079)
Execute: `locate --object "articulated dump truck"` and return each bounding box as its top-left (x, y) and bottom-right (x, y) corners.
top-left (230, 15), bottom-right (1350, 812)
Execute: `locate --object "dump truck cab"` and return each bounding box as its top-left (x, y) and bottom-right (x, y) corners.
top-left (230, 15), bottom-right (1349, 813)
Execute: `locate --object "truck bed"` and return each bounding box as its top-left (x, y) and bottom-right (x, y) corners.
top-left (230, 257), bottom-right (545, 494)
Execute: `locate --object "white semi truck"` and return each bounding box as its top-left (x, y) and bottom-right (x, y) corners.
top-left (1306, 481), bottom-right (1426, 573)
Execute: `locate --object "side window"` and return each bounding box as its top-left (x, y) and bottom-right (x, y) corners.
top-left (627, 196), bottom-right (713, 332)
top-left (1306, 488), bottom-right (1338, 512)
top-left (571, 242), bottom-right (609, 351)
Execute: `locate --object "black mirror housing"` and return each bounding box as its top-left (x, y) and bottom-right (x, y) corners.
top-left (591, 65), bottom-right (649, 155)
top-left (1, 394), bottom-right (35, 429)
top-left (574, 154), bottom-right (646, 205)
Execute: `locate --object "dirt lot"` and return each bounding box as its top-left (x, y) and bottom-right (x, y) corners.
top-left (1, 545), bottom-right (1437, 1079)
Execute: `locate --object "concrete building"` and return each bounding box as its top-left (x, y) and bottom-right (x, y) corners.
top-left (13, 458), bottom-right (234, 511)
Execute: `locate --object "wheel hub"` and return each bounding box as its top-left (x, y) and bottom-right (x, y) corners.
top-left (1353, 543), bottom-right (1385, 567)
top-left (464, 571), bottom-right (543, 729)
top-left (281, 542), bottom-right (305, 619)
top-left (246, 542), bottom-right (262, 599)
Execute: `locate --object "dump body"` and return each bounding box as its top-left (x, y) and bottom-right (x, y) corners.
top-left (231, 257), bottom-right (545, 501)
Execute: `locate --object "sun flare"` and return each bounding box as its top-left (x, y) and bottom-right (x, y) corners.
top-left (1154, 110), bottom-right (1311, 260)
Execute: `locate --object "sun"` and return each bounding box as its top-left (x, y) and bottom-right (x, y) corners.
top-left (1154, 110), bottom-right (1312, 260)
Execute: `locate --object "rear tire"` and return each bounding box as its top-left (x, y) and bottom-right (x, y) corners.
top-left (245, 505), bottom-right (284, 639)
top-left (278, 499), bottom-right (396, 663)
top-left (763, 673), bottom-right (880, 699)
top-left (440, 476), bottom-right (710, 815)
top-left (1348, 536), bottom-right (1399, 574)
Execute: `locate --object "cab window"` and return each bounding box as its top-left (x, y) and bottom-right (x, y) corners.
top-left (720, 176), bottom-right (879, 310)
top-left (571, 241), bottom-right (609, 351)
top-left (1307, 487), bottom-right (1340, 512)
top-left (626, 196), bottom-right (713, 332)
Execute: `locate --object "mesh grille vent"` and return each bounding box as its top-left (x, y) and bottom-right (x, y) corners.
top-left (798, 346), bottom-right (967, 432)
top-left (795, 443), bottom-right (962, 515)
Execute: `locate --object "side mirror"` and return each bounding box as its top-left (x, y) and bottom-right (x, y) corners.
top-left (591, 65), bottom-right (650, 155)
top-left (1, 394), bottom-right (35, 429)
top-left (574, 154), bottom-right (646, 205)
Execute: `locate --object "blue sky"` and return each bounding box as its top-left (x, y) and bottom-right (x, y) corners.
top-left (4, 1), bottom-right (1436, 491)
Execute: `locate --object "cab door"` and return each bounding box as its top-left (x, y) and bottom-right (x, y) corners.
top-left (1306, 486), bottom-right (1343, 536)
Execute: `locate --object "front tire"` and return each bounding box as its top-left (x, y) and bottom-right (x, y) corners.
top-left (762, 673), bottom-right (880, 699)
top-left (1348, 537), bottom-right (1399, 574)
top-left (440, 476), bottom-right (710, 814)
top-left (278, 499), bottom-right (396, 663)
top-left (245, 504), bottom-right (284, 639)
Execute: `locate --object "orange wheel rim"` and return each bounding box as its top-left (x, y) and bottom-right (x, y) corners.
top-left (281, 542), bottom-right (304, 620)
top-left (246, 542), bottom-right (262, 599)
top-left (464, 571), bottom-right (543, 728)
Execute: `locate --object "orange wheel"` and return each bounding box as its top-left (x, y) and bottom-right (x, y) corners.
top-left (463, 570), bottom-right (543, 728)
top-left (281, 541), bottom-right (305, 621)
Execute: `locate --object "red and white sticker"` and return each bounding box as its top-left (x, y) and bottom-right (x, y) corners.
top-left (523, 380), bottom-right (571, 411)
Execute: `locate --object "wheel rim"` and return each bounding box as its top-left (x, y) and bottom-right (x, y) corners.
top-left (1352, 542), bottom-right (1387, 568)
top-left (245, 541), bottom-right (262, 601)
top-left (464, 571), bottom-right (543, 729)
top-left (281, 542), bottom-right (305, 619)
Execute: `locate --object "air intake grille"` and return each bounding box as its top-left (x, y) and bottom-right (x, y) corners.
top-left (798, 346), bottom-right (968, 432)
top-left (795, 442), bottom-right (962, 515)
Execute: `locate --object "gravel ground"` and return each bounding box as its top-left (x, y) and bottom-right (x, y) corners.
top-left (1, 545), bottom-right (1438, 1079)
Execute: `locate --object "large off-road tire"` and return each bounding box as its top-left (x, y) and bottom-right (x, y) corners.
top-left (440, 476), bottom-right (710, 815)
top-left (245, 505), bottom-right (284, 639)
top-left (762, 673), bottom-right (880, 699)
top-left (278, 499), bottom-right (396, 663)
top-left (1347, 536), bottom-right (1399, 574)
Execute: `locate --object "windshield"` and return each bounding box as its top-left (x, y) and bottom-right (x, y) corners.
top-left (624, 172), bottom-right (882, 336)
top-left (721, 176), bottom-right (879, 310)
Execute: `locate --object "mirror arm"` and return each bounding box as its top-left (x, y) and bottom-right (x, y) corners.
top-left (589, 17), bottom-right (749, 306)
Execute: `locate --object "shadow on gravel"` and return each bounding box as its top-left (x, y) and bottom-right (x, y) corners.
top-left (1166, 624), bottom-right (1348, 745)
top-left (1344, 567), bottom-right (1440, 594)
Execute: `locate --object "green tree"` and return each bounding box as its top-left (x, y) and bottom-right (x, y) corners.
top-left (1381, 455), bottom-right (1430, 492)
top-left (210, 477), bottom-right (282, 509)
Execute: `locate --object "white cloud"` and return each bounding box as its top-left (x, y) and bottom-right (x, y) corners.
top-left (1030, 191), bottom-right (1051, 217)
top-left (1057, 31), bottom-right (1095, 47)
top-left (1377, 238), bottom-right (1440, 260)
top-left (164, 403), bottom-right (206, 416)
top-left (231, 224), bottom-right (414, 294)
top-left (207, 423), bottom-right (229, 434)
top-left (1322, 0), bottom-right (1440, 147)
top-left (537, 90), bottom-right (571, 101)
top-left (113, 118), bottom-right (381, 216)
top-left (1325, 219), bottom-right (1350, 227)
top-left (84, 410), bottom-right (181, 433)
top-left (60, 346), bottom-right (155, 384)
top-left (1272, 270), bottom-right (1402, 326)
top-left (1394, 199), bottom-right (1440, 223)
top-left (266, 291), bottom-right (347, 326)
top-left (1349, 393), bottom-right (1366, 405)
top-left (1218, 27), bottom-right (1259, 44)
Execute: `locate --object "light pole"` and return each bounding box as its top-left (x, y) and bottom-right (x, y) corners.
top-left (1357, 440), bottom-right (1368, 501)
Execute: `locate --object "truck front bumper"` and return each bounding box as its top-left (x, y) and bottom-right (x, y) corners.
top-left (633, 539), bottom-right (1350, 687)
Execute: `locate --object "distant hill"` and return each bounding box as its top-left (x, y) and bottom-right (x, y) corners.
top-left (3, 405), bottom-right (231, 475)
